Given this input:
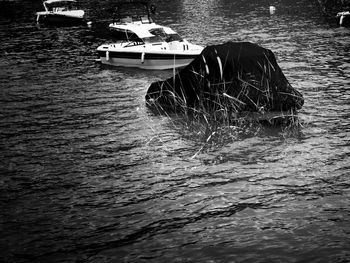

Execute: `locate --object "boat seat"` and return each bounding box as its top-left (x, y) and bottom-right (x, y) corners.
top-left (53, 7), bottom-right (66, 12)
top-left (141, 16), bottom-right (150, 23)
top-left (121, 17), bottom-right (132, 23)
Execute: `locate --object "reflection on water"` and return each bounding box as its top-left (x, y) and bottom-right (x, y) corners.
top-left (1, 0), bottom-right (350, 262)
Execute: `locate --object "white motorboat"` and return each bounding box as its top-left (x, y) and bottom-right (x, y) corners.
top-left (96, 1), bottom-right (203, 70)
top-left (36, 0), bottom-right (85, 26)
top-left (97, 25), bottom-right (204, 70)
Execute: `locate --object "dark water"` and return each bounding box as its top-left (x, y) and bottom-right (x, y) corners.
top-left (1, 0), bottom-right (350, 262)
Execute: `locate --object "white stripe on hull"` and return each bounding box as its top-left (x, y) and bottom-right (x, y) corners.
top-left (100, 57), bottom-right (195, 70)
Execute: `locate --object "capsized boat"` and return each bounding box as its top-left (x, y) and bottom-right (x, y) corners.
top-left (96, 1), bottom-right (204, 70)
top-left (36, 0), bottom-right (86, 26)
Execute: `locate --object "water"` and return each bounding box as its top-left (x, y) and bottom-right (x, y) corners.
top-left (1, 0), bottom-right (349, 262)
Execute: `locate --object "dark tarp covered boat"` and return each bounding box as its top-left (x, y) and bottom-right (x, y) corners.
top-left (146, 42), bottom-right (304, 122)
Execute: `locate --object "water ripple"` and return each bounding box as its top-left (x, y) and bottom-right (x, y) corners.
top-left (1, 0), bottom-right (350, 262)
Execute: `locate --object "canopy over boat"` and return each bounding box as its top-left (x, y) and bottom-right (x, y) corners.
top-left (42, 0), bottom-right (79, 11)
top-left (112, 1), bottom-right (156, 24)
top-left (112, 23), bottom-right (177, 38)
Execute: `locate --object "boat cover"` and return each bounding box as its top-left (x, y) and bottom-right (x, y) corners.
top-left (146, 41), bottom-right (304, 112)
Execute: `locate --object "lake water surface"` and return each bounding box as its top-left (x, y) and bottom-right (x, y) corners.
top-left (1, 0), bottom-right (350, 262)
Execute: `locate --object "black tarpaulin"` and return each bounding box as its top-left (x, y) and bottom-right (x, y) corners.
top-left (146, 41), bottom-right (304, 113)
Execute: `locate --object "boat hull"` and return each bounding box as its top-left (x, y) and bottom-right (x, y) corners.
top-left (36, 13), bottom-right (85, 26)
top-left (97, 50), bottom-right (198, 70)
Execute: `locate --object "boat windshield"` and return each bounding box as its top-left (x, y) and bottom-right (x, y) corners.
top-left (124, 30), bottom-right (144, 42)
top-left (143, 36), bottom-right (163, 43)
top-left (165, 33), bottom-right (183, 42)
top-left (149, 28), bottom-right (167, 38)
top-left (149, 28), bottom-right (183, 42)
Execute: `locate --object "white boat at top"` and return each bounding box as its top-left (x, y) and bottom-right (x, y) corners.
top-left (36, 0), bottom-right (85, 26)
top-left (336, 11), bottom-right (350, 27)
top-left (96, 1), bottom-right (204, 70)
